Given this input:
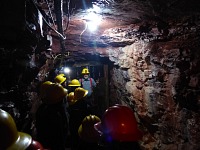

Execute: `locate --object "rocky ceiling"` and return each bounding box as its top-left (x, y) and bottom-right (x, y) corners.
top-left (44, 0), bottom-right (200, 60)
top-left (1, 0), bottom-right (200, 64)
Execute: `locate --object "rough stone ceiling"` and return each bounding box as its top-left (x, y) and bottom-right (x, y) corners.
top-left (44, 0), bottom-right (200, 61)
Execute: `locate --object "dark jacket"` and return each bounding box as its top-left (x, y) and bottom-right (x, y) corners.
top-left (35, 100), bottom-right (69, 150)
top-left (68, 99), bottom-right (89, 150)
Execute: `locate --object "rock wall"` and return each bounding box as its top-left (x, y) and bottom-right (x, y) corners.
top-left (107, 17), bottom-right (200, 149)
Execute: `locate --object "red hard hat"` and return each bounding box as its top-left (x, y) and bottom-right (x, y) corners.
top-left (26, 140), bottom-right (44, 150)
top-left (94, 104), bottom-right (143, 142)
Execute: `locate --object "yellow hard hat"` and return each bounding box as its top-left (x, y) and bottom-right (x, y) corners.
top-left (54, 73), bottom-right (66, 84)
top-left (67, 92), bottom-right (77, 105)
top-left (0, 109), bottom-right (32, 150)
top-left (68, 79), bottom-right (81, 87)
top-left (81, 68), bottom-right (90, 74)
top-left (78, 115), bottom-right (101, 143)
top-left (39, 81), bottom-right (53, 99)
top-left (43, 83), bottom-right (68, 104)
top-left (74, 87), bottom-right (88, 101)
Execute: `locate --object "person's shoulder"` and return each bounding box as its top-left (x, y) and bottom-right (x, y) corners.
top-left (91, 78), bottom-right (95, 81)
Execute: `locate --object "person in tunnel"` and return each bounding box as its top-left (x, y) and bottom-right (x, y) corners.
top-left (35, 82), bottom-right (69, 150)
top-left (0, 109), bottom-right (44, 150)
top-left (94, 104), bottom-right (143, 150)
top-left (54, 73), bottom-right (67, 88)
top-left (79, 68), bottom-right (97, 113)
top-left (67, 87), bottom-right (89, 150)
top-left (54, 74), bottom-right (70, 126)
top-left (77, 114), bottom-right (102, 150)
top-left (68, 79), bottom-right (81, 93)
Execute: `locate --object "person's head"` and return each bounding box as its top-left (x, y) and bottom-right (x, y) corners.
top-left (0, 109), bottom-right (44, 150)
top-left (67, 92), bottom-right (76, 105)
top-left (78, 115), bottom-right (101, 143)
top-left (68, 79), bottom-right (81, 93)
top-left (54, 73), bottom-right (67, 87)
top-left (74, 87), bottom-right (88, 101)
top-left (68, 79), bottom-right (81, 87)
top-left (42, 83), bottom-right (68, 104)
top-left (81, 68), bottom-right (90, 79)
top-left (94, 104), bottom-right (143, 143)
top-left (39, 81), bottom-right (53, 99)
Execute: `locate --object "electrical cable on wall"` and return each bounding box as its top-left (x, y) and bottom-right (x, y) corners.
top-left (45, 0), bottom-right (57, 29)
top-left (30, 0), bottom-right (66, 39)
top-left (80, 20), bottom-right (88, 43)
top-left (65, 0), bottom-right (71, 32)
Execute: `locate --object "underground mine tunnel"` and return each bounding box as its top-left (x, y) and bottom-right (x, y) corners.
top-left (1, 0), bottom-right (200, 149)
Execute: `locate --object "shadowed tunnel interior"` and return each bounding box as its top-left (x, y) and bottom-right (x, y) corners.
top-left (1, 0), bottom-right (200, 149)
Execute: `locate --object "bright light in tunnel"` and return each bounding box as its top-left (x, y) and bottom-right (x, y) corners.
top-left (64, 67), bottom-right (70, 74)
top-left (86, 12), bottom-right (102, 32)
top-left (87, 4), bottom-right (101, 13)
top-left (85, 5), bottom-right (102, 32)
top-left (87, 20), bottom-right (98, 32)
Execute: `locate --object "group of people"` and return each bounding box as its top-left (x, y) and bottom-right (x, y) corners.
top-left (0, 68), bottom-right (143, 150)
top-left (35, 67), bottom-right (101, 150)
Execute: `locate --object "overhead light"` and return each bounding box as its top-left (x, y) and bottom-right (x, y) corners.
top-left (63, 67), bottom-right (70, 74)
top-left (87, 23), bottom-right (97, 32)
top-left (86, 12), bottom-right (102, 32)
top-left (87, 4), bottom-right (101, 13)
top-left (84, 5), bottom-right (102, 32)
